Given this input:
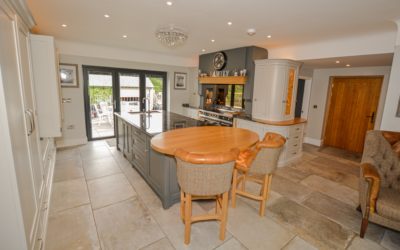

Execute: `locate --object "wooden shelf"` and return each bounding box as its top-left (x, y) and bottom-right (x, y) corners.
top-left (199, 76), bottom-right (247, 85)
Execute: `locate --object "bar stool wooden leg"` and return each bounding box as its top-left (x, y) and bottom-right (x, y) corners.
top-left (180, 191), bottom-right (185, 223)
top-left (259, 174), bottom-right (270, 217)
top-left (231, 169), bottom-right (238, 208)
top-left (184, 193), bottom-right (192, 244)
top-left (219, 192), bottom-right (229, 240)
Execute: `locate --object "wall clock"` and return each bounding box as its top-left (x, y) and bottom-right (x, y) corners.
top-left (213, 52), bottom-right (227, 70)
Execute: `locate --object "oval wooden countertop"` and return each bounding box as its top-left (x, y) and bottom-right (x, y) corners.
top-left (150, 126), bottom-right (259, 156)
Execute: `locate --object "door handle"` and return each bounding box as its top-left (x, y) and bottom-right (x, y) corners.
top-left (366, 112), bottom-right (375, 124)
top-left (25, 110), bottom-right (33, 136)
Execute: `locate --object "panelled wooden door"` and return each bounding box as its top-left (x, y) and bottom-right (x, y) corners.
top-left (324, 76), bottom-right (383, 153)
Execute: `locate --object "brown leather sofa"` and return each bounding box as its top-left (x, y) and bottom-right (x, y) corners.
top-left (359, 130), bottom-right (400, 238)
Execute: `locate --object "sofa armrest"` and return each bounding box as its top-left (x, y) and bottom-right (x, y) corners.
top-left (360, 163), bottom-right (381, 213)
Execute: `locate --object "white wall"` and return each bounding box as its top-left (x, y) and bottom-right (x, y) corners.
top-left (380, 46), bottom-right (400, 131)
top-left (268, 31), bottom-right (396, 60)
top-left (305, 66), bottom-right (391, 144)
top-left (56, 54), bottom-right (196, 147)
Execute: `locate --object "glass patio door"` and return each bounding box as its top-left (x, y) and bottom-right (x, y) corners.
top-left (84, 68), bottom-right (116, 140)
top-left (84, 66), bottom-right (167, 141)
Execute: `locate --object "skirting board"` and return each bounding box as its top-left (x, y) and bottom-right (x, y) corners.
top-left (304, 137), bottom-right (323, 147)
top-left (55, 137), bottom-right (88, 148)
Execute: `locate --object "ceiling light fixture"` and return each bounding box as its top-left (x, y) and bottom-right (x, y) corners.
top-left (346, 64), bottom-right (351, 67)
top-left (155, 26), bottom-right (188, 47)
top-left (122, 35), bottom-right (128, 38)
top-left (166, 1), bottom-right (173, 6)
top-left (227, 21), bottom-right (232, 26)
top-left (336, 60), bottom-right (340, 64)
top-left (267, 35), bottom-right (272, 38)
top-left (247, 28), bottom-right (256, 36)
top-left (61, 24), bottom-right (67, 27)
top-left (104, 14), bottom-right (110, 18)
top-left (211, 39), bottom-right (215, 43)
top-left (202, 49), bottom-right (206, 52)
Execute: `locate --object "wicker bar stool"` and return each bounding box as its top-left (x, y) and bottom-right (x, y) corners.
top-left (175, 148), bottom-right (240, 245)
top-left (231, 132), bottom-right (286, 216)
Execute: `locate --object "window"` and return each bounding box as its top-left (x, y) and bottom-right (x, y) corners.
top-left (225, 85), bottom-right (244, 109)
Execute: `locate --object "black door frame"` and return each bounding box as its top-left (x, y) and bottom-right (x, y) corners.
top-left (83, 65), bottom-right (167, 141)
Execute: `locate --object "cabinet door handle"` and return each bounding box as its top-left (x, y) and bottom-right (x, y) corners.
top-left (25, 110), bottom-right (33, 136)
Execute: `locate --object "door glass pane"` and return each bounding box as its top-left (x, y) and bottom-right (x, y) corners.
top-left (88, 71), bottom-right (114, 138)
top-left (146, 75), bottom-right (164, 111)
top-left (119, 72), bottom-right (140, 113)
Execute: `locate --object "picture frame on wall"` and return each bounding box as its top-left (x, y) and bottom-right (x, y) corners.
top-left (59, 63), bottom-right (79, 88)
top-left (174, 72), bottom-right (187, 89)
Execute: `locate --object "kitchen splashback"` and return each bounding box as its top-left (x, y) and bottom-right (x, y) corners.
top-left (198, 46), bottom-right (268, 115)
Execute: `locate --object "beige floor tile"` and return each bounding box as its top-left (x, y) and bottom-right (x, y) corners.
top-left (77, 140), bottom-right (107, 151)
top-left (215, 237), bottom-right (248, 250)
top-left (46, 205), bottom-right (100, 250)
top-left (79, 145), bottom-right (112, 161)
top-left (380, 229), bottom-right (400, 250)
top-left (268, 197), bottom-right (355, 250)
top-left (149, 202), bottom-right (232, 250)
top-left (56, 148), bottom-right (80, 162)
top-left (307, 156), bottom-right (360, 176)
top-left (348, 237), bottom-right (386, 250)
top-left (83, 156), bottom-right (121, 180)
top-left (50, 178), bottom-right (90, 214)
top-left (227, 199), bottom-right (294, 250)
top-left (271, 175), bottom-right (314, 203)
top-left (282, 236), bottom-right (317, 250)
top-left (87, 173), bottom-right (136, 209)
top-left (301, 175), bottom-right (359, 208)
top-left (275, 166), bottom-right (311, 183)
top-left (53, 159), bottom-right (84, 182)
top-left (94, 198), bottom-right (164, 250)
top-left (302, 192), bottom-right (385, 242)
top-left (140, 237), bottom-right (175, 250)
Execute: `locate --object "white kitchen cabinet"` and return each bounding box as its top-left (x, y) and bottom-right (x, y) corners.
top-left (252, 59), bottom-right (301, 122)
top-left (235, 118), bottom-right (305, 167)
top-left (30, 34), bottom-right (62, 138)
top-left (0, 1), bottom-right (55, 249)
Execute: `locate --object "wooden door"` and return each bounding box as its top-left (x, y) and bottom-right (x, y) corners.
top-left (324, 76), bottom-right (382, 153)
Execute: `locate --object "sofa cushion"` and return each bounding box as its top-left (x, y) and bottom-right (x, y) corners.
top-left (376, 188), bottom-right (400, 221)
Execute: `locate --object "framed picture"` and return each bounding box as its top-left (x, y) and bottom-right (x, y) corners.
top-left (59, 63), bottom-right (79, 88)
top-left (174, 72), bottom-right (187, 89)
top-left (396, 96), bottom-right (400, 117)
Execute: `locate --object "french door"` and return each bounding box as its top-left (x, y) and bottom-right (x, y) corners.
top-left (83, 66), bottom-right (167, 140)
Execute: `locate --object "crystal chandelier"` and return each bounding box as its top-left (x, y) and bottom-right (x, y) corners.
top-left (155, 26), bottom-right (188, 47)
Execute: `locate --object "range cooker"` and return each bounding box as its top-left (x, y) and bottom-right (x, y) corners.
top-left (198, 107), bottom-right (242, 126)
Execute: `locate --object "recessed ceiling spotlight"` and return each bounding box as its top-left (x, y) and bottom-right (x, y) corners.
top-left (247, 28), bottom-right (256, 36)
top-left (346, 64), bottom-right (351, 67)
top-left (335, 60), bottom-right (340, 64)
top-left (202, 49), bottom-right (206, 52)
top-left (211, 39), bottom-right (215, 43)
top-left (166, 1), bottom-right (173, 6)
top-left (227, 21), bottom-right (232, 26)
top-left (61, 24), bottom-right (67, 27)
top-left (267, 35), bottom-right (272, 38)
top-left (104, 14), bottom-right (110, 18)
top-left (122, 35), bottom-right (128, 38)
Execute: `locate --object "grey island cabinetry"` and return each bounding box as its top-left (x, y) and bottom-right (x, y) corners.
top-left (115, 111), bottom-right (204, 208)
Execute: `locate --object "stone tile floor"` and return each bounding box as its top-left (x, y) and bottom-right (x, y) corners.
top-left (46, 141), bottom-right (400, 250)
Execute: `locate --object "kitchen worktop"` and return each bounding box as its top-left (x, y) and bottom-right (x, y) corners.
top-left (115, 111), bottom-right (205, 136)
top-left (236, 115), bottom-right (306, 126)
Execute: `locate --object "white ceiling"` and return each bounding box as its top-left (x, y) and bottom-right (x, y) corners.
top-left (301, 53), bottom-right (394, 69)
top-left (27, 0), bottom-right (400, 62)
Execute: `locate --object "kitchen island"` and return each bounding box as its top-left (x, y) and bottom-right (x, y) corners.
top-left (115, 111), bottom-right (205, 208)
